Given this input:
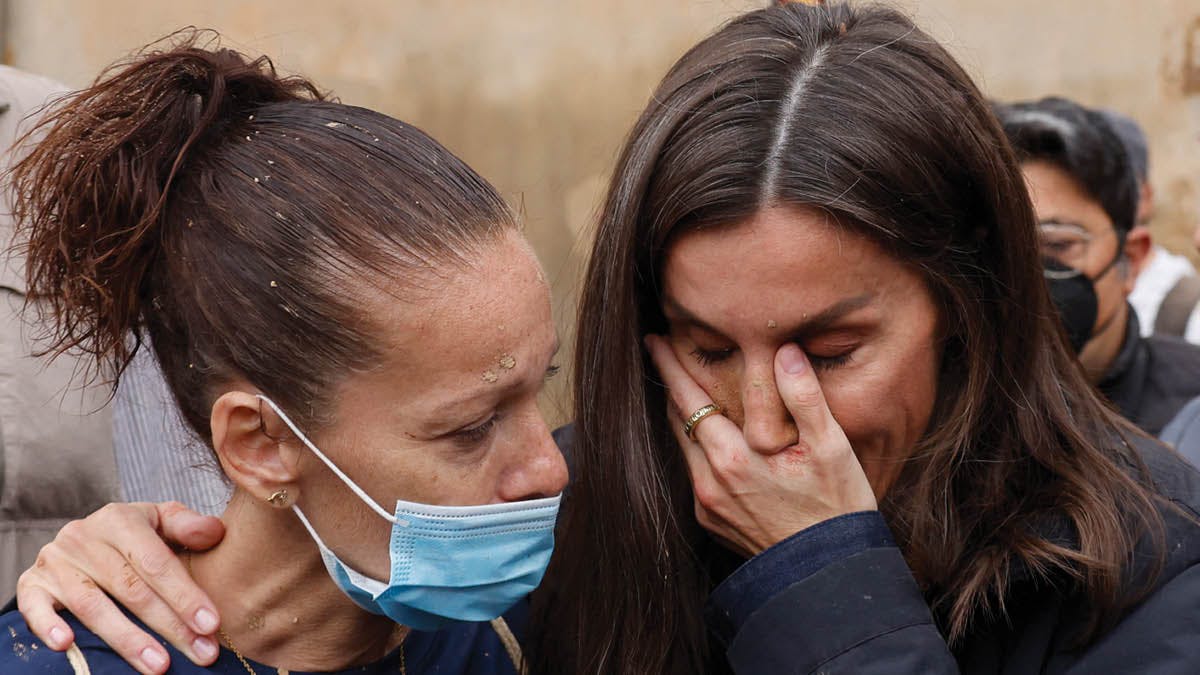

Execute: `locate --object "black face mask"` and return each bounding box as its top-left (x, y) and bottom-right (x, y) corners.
top-left (1044, 258), bottom-right (1098, 354)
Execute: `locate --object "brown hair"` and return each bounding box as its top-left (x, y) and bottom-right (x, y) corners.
top-left (10, 30), bottom-right (513, 442)
top-left (531, 3), bottom-right (1163, 672)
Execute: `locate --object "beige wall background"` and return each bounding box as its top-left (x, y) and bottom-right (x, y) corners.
top-left (4, 0), bottom-right (1198, 422)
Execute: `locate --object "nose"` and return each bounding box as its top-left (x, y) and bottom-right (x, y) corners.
top-left (740, 355), bottom-right (797, 455)
top-left (497, 406), bottom-right (570, 502)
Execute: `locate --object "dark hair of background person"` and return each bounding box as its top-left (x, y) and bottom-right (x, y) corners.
top-left (529, 3), bottom-right (1164, 673)
top-left (9, 29), bottom-right (514, 447)
top-left (1098, 108), bottom-right (1149, 184)
top-left (995, 97), bottom-right (1139, 241)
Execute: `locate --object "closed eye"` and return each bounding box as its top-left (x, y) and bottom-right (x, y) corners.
top-left (454, 414), bottom-right (500, 446)
top-left (690, 347), bottom-right (734, 367)
top-left (809, 351), bottom-right (854, 371)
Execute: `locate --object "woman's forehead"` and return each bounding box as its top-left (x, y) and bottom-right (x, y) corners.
top-left (661, 207), bottom-right (898, 321)
top-left (357, 234), bottom-right (554, 399)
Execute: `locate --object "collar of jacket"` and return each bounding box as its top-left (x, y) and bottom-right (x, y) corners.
top-left (1099, 306), bottom-right (1148, 424)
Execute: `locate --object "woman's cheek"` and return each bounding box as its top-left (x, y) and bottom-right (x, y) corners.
top-left (819, 367), bottom-right (888, 445)
top-left (691, 366), bottom-right (745, 428)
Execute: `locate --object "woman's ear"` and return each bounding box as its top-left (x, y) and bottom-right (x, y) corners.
top-left (210, 390), bottom-right (302, 506)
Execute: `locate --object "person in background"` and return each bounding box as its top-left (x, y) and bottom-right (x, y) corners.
top-left (997, 97), bottom-right (1200, 438)
top-left (1110, 110), bottom-right (1200, 343)
top-left (0, 66), bottom-right (120, 596)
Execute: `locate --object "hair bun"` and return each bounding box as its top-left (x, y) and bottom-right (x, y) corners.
top-left (8, 29), bottom-right (323, 382)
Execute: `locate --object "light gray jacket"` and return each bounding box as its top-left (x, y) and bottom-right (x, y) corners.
top-left (0, 66), bottom-right (120, 596)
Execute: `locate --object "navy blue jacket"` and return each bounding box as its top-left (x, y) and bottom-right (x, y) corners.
top-left (1101, 308), bottom-right (1200, 437)
top-left (705, 434), bottom-right (1200, 673)
top-left (0, 600), bottom-right (528, 673)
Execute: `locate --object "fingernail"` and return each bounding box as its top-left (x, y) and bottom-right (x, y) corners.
top-left (141, 647), bottom-right (167, 671)
top-left (193, 636), bottom-right (218, 661)
top-left (194, 607), bottom-right (218, 633)
top-left (779, 344), bottom-right (808, 374)
top-left (48, 626), bottom-right (67, 648)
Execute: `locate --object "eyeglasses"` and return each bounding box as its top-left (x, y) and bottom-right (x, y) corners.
top-left (1038, 222), bottom-right (1096, 270)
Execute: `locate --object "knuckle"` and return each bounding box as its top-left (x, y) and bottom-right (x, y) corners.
top-left (94, 502), bottom-right (125, 523)
top-left (708, 449), bottom-right (745, 478)
top-left (23, 546), bottom-right (63, 587)
top-left (138, 548), bottom-right (174, 579)
top-left (692, 483), bottom-right (720, 512)
top-left (160, 614), bottom-right (192, 642)
top-left (70, 583), bottom-right (109, 620)
top-left (809, 434), bottom-right (849, 462)
top-left (56, 519), bottom-right (86, 547)
top-left (16, 563), bottom-right (46, 591)
top-left (787, 382), bottom-right (824, 410)
top-left (112, 629), bottom-right (150, 660)
top-left (118, 563), bottom-right (155, 608)
top-left (169, 586), bottom-right (199, 614)
top-left (31, 544), bottom-right (58, 571)
top-left (157, 501), bottom-right (189, 521)
top-left (14, 570), bottom-right (40, 600)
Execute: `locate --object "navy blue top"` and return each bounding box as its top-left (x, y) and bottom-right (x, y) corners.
top-left (701, 436), bottom-right (1200, 673)
top-left (0, 599), bottom-right (526, 674)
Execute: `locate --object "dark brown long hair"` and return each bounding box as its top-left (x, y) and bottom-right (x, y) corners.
top-left (9, 30), bottom-right (514, 442)
top-left (531, 3), bottom-right (1163, 672)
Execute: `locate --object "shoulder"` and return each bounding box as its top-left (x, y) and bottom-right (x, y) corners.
top-left (1141, 336), bottom-right (1200, 407)
top-left (1123, 435), bottom-right (1200, 591)
top-left (0, 65), bottom-right (68, 112)
top-left (1157, 248), bottom-right (1197, 276)
top-left (1050, 436), bottom-right (1200, 670)
top-left (1131, 432), bottom-right (1200, 516)
top-left (1162, 396), bottom-right (1200, 468)
top-left (1144, 334), bottom-right (1200, 381)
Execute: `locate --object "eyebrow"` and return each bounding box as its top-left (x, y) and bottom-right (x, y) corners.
top-left (662, 293), bottom-right (875, 339)
top-left (432, 337), bottom-right (562, 416)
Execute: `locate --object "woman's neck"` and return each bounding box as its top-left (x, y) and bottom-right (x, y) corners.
top-left (188, 490), bottom-right (405, 670)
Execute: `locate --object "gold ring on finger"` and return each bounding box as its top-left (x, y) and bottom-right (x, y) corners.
top-left (683, 404), bottom-right (722, 440)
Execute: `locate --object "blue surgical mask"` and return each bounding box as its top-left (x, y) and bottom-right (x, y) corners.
top-left (257, 395), bottom-right (561, 631)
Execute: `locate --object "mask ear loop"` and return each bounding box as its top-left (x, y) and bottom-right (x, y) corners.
top-left (256, 394), bottom-right (409, 527)
top-left (1087, 250), bottom-right (1128, 338)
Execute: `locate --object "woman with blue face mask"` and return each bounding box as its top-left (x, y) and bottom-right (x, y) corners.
top-left (0, 31), bottom-right (567, 675)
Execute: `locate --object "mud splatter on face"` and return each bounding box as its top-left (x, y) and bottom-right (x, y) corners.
top-left (767, 319), bottom-right (777, 329)
top-left (498, 354), bottom-right (516, 370)
top-left (482, 370), bottom-right (499, 383)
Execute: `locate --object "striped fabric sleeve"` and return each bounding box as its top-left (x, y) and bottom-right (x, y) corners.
top-left (112, 344), bottom-right (231, 515)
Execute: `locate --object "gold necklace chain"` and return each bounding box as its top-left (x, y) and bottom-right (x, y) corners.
top-left (184, 552), bottom-right (407, 675)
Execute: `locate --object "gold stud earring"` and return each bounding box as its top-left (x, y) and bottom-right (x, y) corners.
top-left (267, 489), bottom-right (289, 507)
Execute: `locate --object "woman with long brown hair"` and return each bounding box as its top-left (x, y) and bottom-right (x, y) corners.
top-left (14, 3), bottom-right (1200, 674)
top-left (529, 3), bottom-right (1200, 671)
